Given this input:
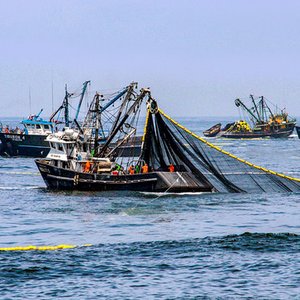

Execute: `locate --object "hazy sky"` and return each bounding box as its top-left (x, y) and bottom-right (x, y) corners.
top-left (1, 0), bottom-right (300, 118)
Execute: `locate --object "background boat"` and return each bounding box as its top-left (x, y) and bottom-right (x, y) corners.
top-left (0, 81), bottom-right (90, 157)
top-left (203, 95), bottom-right (296, 139)
top-left (0, 111), bottom-right (56, 157)
top-left (203, 123), bottom-right (221, 137)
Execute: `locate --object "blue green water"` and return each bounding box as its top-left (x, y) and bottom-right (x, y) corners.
top-left (0, 118), bottom-right (299, 299)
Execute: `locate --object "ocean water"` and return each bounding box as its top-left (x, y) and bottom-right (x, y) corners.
top-left (0, 117), bottom-right (300, 299)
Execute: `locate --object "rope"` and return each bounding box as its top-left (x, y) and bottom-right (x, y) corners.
top-left (152, 175), bottom-right (180, 200)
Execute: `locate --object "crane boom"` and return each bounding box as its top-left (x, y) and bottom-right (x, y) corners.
top-left (250, 94), bottom-right (262, 123)
top-left (235, 98), bottom-right (260, 123)
top-left (74, 80), bottom-right (91, 121)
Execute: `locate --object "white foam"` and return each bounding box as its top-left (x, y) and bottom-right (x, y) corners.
top-left (0, 171), bottom-right (39, 175)
top-left (140, 191), bottom-right (207, 197)
top-left (0, 186), bottom-right (41, 190)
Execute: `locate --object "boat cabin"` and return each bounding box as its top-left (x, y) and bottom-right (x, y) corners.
top-left (21, 110), bottom-right (56, 135)
top-left (46, 128), bottom-right (93, 171)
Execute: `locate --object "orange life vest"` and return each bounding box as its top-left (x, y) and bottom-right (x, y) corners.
top-left (142, 164), bottom-right (149, 173)
top-left (128, 166), bottom-right (135, 175)
top-left (84, 161), bottom-right (91, 172)
top-left (169, 164), bottom-right (175, 172)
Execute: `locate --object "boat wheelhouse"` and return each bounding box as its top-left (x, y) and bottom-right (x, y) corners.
top-left (21, 113), bottom-right (55, 135)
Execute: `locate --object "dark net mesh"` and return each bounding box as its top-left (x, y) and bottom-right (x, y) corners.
top-left (141, 110), bottom-right (300, 193)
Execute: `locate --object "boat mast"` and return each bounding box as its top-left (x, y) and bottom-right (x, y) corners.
top-left (50, 82), bottom-right (90, 124)
top-left (100, 84), bottom-right (133, 114)
top-left (29, 86), bottom-right (32, 116)
top-left (51, 79), bottom-right (54, 113)
top-left (261, 96), bottom-right (274, 120)
top-left (74, 80), bottom-right (91, 122)
top-left (250, 94), bottom-right (262, 124)
top-left (94, 93), bottom-right (100, 155)
top-left (64, 84), bottom-right (70, 127)
top-left (109, 82), bottom-right (137, 133)
top-left (97, 88), bottom-right (150, 157)
top-left (82, 85), bottom-right (131, 129)
top-left (36, 109), bottom-right (43, 119)
top-left (235, 98), bottom-right (260, 124)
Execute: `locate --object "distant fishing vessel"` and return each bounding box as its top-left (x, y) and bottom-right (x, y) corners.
top-left (204, 95), bottom-right (296, 138)
top-left (0, 81), bottom-right (90, 157)
top-left (36, 85), bottom-right (300, 194)
top-left (203, 123), bottom-right (221, 137)
top-left (0, 110), bottom-right (56, 157)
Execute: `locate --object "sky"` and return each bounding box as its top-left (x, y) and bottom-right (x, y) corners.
top-left (1, 0), bottom-right (300, 118)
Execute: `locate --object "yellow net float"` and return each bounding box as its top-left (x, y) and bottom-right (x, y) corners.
top-left (0, 244), bottom-right (92, 251)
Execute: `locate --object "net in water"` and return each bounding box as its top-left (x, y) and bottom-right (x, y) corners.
top-left (140, 109), bottom-right (300, 193)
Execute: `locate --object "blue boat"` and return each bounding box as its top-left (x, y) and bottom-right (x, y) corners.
top-left (0, 110), bottom-right (57, 157)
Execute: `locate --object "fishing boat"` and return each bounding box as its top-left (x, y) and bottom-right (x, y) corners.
top-left (36, 84), bottom-right (211, 192)
top-left (0, 110), bottom-right (57, 157)
top-left (36, 85), bottom-right (300, 194)
top-left (203, 95), bottom-right (296, 139)
top-left (0, 81), bottom-right (90, 157)
top-left (203, 123), bottom-right (221, 137)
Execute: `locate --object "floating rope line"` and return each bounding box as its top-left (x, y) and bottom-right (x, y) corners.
top-left (0, 244), bottom-right (92, 252)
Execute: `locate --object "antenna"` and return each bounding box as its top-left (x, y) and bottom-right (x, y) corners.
top-left (51, 79), bottom-right (54, 113)
top-left (29, 86), bottom-right (32, 115)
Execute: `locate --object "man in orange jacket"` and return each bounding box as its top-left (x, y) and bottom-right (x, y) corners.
top-left (128, 165), bottom-right (135, 175)
top-left (142, 163), bottom-right (149, 173)
top-left (84, 161), bottom-right (91, 173)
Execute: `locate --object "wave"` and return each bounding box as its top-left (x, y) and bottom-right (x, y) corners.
top-left (139, 191), bottom-right (208, 198)
top-left (205, 232), bottom-right (300, 252)
top-left (1, 232), bottom-right (298, 255)
top-left (0, 233), bottom-right (298, 299)
top-left (89, 232), bottom-right (300, 255)
top-left (0, 186), bottom-right (41, 190)
top-left (0, 171), bottom-right (39, 175)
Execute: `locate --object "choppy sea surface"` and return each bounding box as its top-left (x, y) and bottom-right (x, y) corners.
top-left (0, 117), bottom-right (299, 299)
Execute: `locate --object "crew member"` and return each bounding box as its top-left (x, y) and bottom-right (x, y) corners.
top-left (84, 160), bottom-right (91, 173)
top-left (135, 164), bottom-right (140, 174)
top-left (128, 165), bottom-right (135, 175)
top-left (168, 163), bottom-right (175, 172)
top-left (116, 163), bottom-right (122, 172)
top-left (111, 163), bottom-right (123, 175)
top-left (142, 163), bottom-right (149, 173)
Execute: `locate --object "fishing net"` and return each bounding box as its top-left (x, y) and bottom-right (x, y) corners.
top-left (141, 109), bottom-right (300, 193)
